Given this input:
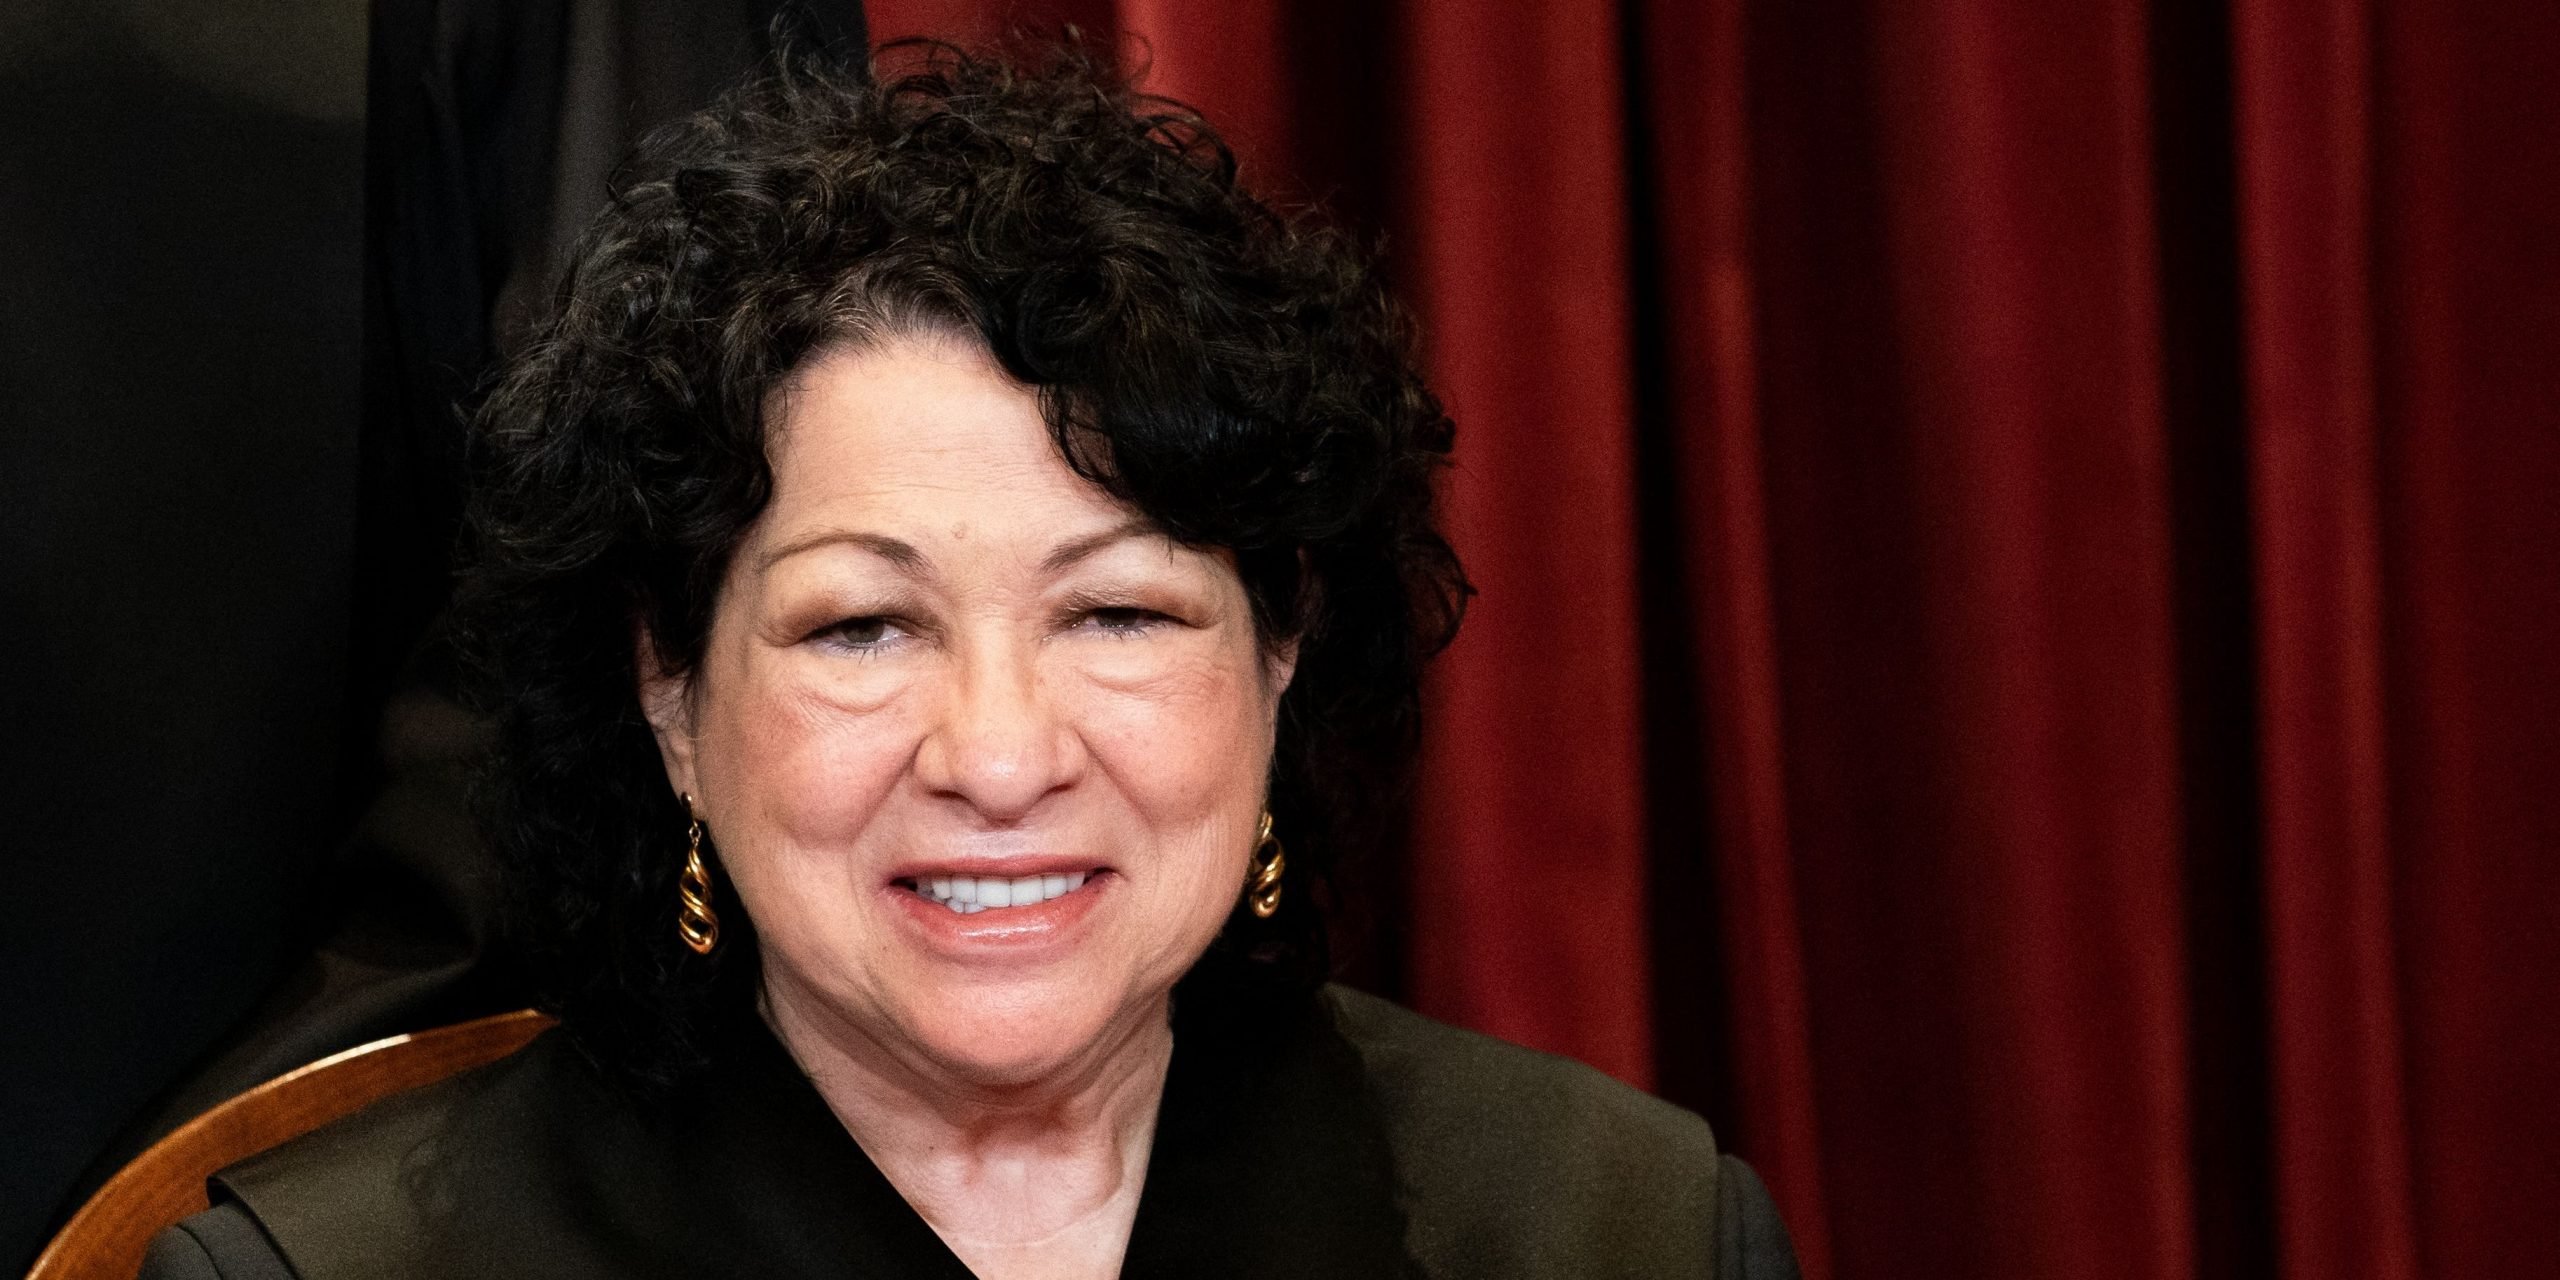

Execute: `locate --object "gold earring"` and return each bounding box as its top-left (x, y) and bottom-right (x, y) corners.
top-left (1247, 810), bottom-right (1285, 919)
top-left (676, 793), bottom-right (720, 955)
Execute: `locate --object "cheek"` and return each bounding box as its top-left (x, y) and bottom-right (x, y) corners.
top-left (1073, 652), bottom-right (1277, 901)
top-left (696, 663), bottom-right (913, 885)
top-left (1086, 645), bottom-right (1273, 792)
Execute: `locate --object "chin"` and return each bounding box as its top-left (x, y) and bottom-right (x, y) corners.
top-left (891, 974), bottom-right (1150, 1089)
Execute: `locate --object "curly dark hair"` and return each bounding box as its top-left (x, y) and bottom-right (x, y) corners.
top-left (454, 37), bottom-right (1468, 1085)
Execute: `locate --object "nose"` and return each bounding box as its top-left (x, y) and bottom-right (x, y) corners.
top-left (912, 632), bottom-right (1084, 822)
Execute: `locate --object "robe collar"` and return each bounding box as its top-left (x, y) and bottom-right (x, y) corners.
top-left (676, 980), bottom-right (1418, 1277)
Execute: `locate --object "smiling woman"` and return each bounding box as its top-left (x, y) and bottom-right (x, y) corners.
top-left (136, 36), bottom-right (1799, 1280)
top-left (648, 337), bottom-right (1293, 1126)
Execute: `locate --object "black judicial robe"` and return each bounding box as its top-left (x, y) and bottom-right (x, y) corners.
top-left (140, 986), bottom-right (1801, 1278)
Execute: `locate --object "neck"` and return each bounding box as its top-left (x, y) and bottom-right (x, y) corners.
top-left (759, 977), bottom-right (1172, 1278)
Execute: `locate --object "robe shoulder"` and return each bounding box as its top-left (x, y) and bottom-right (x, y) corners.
top-left (156, 1030), bottom-right (688, 1280)
top-left (1319, 984), bottom-right (1799, 1279)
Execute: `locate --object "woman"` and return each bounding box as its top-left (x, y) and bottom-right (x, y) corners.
top-left (143, 41), bottom-right (1799, 1279)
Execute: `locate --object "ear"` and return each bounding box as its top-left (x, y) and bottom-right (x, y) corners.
top-left (1262, 635), bottom-right (1301, 710)
top-left (1261, 550), bottom-right (1310, 707)
top-left (636, 624), bottom-right (702, 802)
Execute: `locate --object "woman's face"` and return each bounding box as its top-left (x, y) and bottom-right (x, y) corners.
top-left (643, 333), bottom-right (1292, 1092)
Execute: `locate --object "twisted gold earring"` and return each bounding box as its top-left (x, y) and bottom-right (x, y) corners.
top-left (1247, 810), bottom-right (1286, 918)
top-left (676, 792), bottom-right (720, 955)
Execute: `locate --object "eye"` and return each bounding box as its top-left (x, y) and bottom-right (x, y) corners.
top-left (1074, 606), bottom-right (1169, 637)
top-left (818, 615), bottom-right (911, 654)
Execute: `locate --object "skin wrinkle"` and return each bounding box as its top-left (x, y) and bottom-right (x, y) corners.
top-left (753, 514), bottom-right (1155, 578)
top-left (640, 332), bottom-right (1296, 1279)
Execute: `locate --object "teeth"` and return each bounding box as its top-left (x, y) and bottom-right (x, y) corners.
top-left (913, 872), bottom-right (1091, 914)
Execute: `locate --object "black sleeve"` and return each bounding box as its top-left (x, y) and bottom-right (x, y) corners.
top-left (1713, 1155), bottom-right (1805, 1280)
top-left (138, 1203), bottom-right (300, 1280)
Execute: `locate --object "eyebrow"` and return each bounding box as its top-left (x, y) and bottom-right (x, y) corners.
top-left (1039, 516), bottom-right (1161, 573)
top-left (754, 516), bottom-right (1163, 578)
top-left (756, 529), bottom-right (926, 575)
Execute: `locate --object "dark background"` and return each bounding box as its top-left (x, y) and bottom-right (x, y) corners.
top-left (2, 0), bottom-right (364, 1264)
top-left (3, 0), bottom-right (864, 1267)
top-left (10, 2), bottom-right (2558, 1278)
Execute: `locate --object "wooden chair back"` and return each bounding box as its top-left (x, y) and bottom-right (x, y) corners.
top-left (27, 1009), bottom-right (554, 1280)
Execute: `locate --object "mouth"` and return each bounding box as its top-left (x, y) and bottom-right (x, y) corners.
top-left (892, 869), bottom-right (1106, 915)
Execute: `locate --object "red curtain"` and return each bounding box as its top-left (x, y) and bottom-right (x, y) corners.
top-left (869, 3), bottom-right (2560, 1277)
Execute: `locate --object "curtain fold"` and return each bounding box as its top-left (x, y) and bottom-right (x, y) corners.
top-left (857, 3), bottom-right (2560, 1275)
top-left (2234, 2), bottom-right (2560, 1276)
top-left (2231, 3), bottom-right (2421, 1277)
top-left (1631, 0), bottom-right (1833, 1271)
top-left (1392, 0), bottom-right (1658, 1092)
top-left (1738, 4), bottom-right (2199, 1273)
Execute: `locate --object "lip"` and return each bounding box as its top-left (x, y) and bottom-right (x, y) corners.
top-left (882, 867), bottom-right (1113, 957)
top-left (883, 854), bottom-right (1110, 883)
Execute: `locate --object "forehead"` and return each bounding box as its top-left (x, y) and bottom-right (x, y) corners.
top-left (760, 334), bottom-right (1121, 539)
